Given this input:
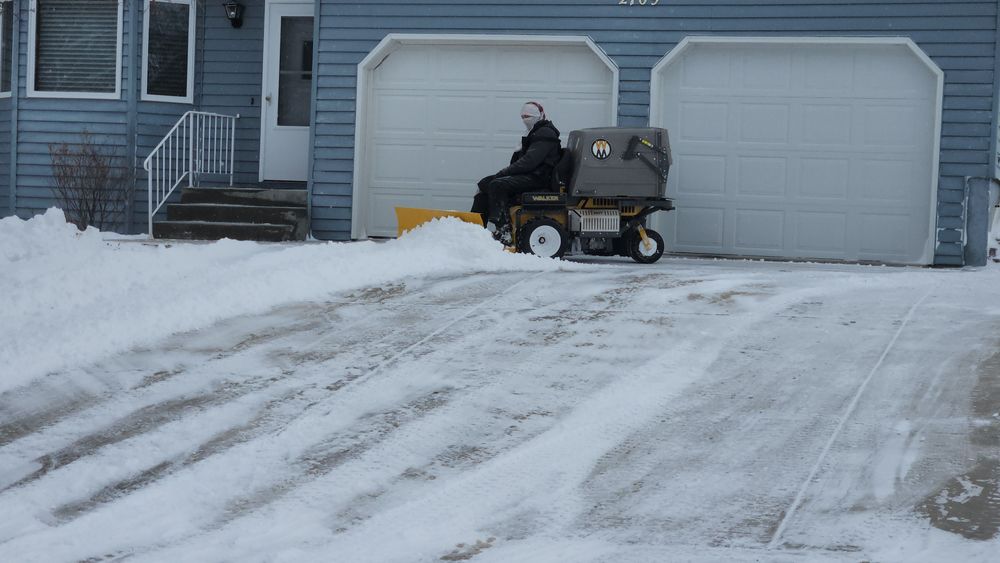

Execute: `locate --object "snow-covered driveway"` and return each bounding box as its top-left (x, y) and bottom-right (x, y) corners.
top-left (1, 212), bottom-right (998, 562)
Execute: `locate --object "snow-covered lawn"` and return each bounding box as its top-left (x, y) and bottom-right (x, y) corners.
top-left (1, 210), bottom-right (998, 562)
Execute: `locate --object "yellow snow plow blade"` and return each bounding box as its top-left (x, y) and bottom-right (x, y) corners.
top-left (395, 207), bottom-right (484, 236)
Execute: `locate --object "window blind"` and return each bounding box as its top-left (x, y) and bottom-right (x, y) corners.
top-left (34, 0), bottom-right (119, 93)
top-left (146, 1), bottom-right (189, 98)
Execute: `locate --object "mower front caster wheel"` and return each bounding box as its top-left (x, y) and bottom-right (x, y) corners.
top-left (519, 218), bottom-right (568, 259)
top-left (628, 228), bottom-right (664, 264)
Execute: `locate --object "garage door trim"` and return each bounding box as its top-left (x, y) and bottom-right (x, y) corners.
top-left (351, 34), bottom-right (619, 239)
top-left (649, 36), bottom-right (944, 264)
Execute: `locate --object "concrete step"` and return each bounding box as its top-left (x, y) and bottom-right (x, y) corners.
top-left (179, 186), bottom-right (307, 207)
top-left (166, 203), bottom-right (308, 239)
top-left (153, 221), bottom-right (295, 242)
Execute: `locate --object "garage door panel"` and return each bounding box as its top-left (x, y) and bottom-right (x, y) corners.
top-left (735, 209), bottom-right (785, 251)
top-left (795, 211), bottom-right (848, 253)
top-left (802, 105), bottom-right (852, 144)
top-left (862, 105), bottom-right (922, 147)
top-left (799, 158), bottom-right (849, 199)
top-left (495, 57), bottom-right (551, 88)
top-left (431, 96), bottom-right (492, 134)
top-left (859, 213), bottom-right (910, 256)
top-left (676, 155), bottom-right (727, 195)
top-left (680, 103), bottom-right (728, 141)
top-left (371, 144), bottom-right (427, 183)
top-left (739, 104), bottom-right (790, 143)
top-left (374, 50), bottom-right (431, 88)
top-left (655, 40), bottom-right (937, 263)
top-left (856, 50), bottom-right (931, 98)
top-left (737, 156), bottom-right (788, 197)
top-left (853, 159), bottom-right (915, 202)
top-left (682, 50), bottom-right (730, 89)
top-left (434, 49), bottom-right (492, 85)
top-left (553, 51), bottom-right (615, 86)
top-left (374, 94), bottom-right (427, 133)
top-left (804, 52), bottom-right (854, 92)
top-left (739, 51), bottom-right (792, 90)
top-left (675, 207), bottom-right (725, 247)
top-left (429, 145), bottom-right (493, 183)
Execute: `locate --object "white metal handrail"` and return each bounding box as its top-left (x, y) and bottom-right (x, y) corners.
top-left (144, 111), bottom-right (239, 236)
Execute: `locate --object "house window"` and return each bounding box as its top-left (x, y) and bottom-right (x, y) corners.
top-left (28, 0), bottom-right (123, 98)
top-left (142, 0), bottom-right (195, 103)
top-left (1, 1), bottom-right (13, 95)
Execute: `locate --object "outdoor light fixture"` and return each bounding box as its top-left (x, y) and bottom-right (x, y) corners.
top-left (222, 1), bottom-right (244, 28)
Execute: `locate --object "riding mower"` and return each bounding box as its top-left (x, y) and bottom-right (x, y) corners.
top-left (396, 127), bottom-right (676, 264)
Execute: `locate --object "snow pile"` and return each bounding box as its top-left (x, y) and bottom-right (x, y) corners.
top-left (0, 207), bottom-right (103, 265)
top-left (0, 210), bottom-right (586, 394)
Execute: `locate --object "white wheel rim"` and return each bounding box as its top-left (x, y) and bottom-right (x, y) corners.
top-left (529, 225), bottom-right (562, 257)
top-left (637, 236), bottom-right (659, 257)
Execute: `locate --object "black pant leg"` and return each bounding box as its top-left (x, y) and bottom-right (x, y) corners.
top-left (486, 175), bottom-right (548, 225)
top-left (470, 190), bottom-right (489, 225)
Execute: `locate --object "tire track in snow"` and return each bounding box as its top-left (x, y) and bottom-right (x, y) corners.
top-left (214, 388), bottom-right (455, 529)
top-left (307, 276), bottom-right (670, 535)
top-left (0, 273), bottom-right (544, 561)
top-left (0, 275), bottom-right (487, 522)
top-left (766, 286), bottom-right (936, 549)
top-left (0, 379), bottom-right (271, 494)
top-left (575, 320), bottom-right (838, 544)
top-left (132, 271), bottom-right (784, 562)
top-left (49, 387), bottom-right (306, 522)
top-left (110, 270), bottom-right (654, 561)
top-left (0, 309), bottom-right (325, 452)
top-left (272, 279), bottom-right (833, 563)
top-left (0, 276), bottom-right (454, 456)
top-left (178, 273), bottom-right (546, 532)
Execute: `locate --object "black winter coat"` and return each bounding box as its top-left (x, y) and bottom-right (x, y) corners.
top-left (497, 120), bottom-right (561, 179)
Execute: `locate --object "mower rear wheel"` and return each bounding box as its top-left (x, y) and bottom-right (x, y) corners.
top-left (519, 218), bottom-right (568, 259)
top-left (627, 228), bottom-right (664, 264)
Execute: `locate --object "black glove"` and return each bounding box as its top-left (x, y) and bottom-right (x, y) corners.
top-left (477, 175), bottom-right (497, 191)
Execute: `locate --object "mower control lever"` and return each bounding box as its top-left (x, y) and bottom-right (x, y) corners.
top-left (622, 135), bottom-right (669, 181)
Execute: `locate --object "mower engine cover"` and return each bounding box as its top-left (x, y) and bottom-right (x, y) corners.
top-left (566, 127), bottom-right (672, 199)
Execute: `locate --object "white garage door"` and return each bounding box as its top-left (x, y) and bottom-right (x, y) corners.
top-left (651, 38), bottom-right (941, 264)
top-left (360, 39), bottom-right (616, 237)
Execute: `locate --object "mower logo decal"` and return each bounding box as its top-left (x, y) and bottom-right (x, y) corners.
top-left (591, 139), bottom-right (611, 160)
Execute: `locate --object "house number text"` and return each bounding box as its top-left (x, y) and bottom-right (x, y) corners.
top-left (619, 0), bottom-right (661, 5)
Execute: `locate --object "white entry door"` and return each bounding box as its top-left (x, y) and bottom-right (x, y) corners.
top-left (260, 3), bottom-right (313, 181)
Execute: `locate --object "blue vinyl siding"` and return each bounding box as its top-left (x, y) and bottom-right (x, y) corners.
top-left (312, 0), bottom-right (999, 263)
top-left (9, 0), bottom-right (130, 223)
top-left (190, 0), bottom-right (263, 187)
top-left (0, 99), bottom-right (9, 217)
top-left (3, 0), bottom-right (265, 233)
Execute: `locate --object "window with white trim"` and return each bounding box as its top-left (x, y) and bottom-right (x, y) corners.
top-left (28, 0), bottom-right (123, 98)
top-left (0, 1), bottom-right (13, 95)
top-left (142, 0), bottom-right (195, 103)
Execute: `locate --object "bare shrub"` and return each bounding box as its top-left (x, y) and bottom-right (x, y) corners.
top-left (49, 131), bottom-right (133, 231)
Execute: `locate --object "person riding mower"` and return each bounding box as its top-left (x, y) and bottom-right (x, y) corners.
top-left (471, 101), bottom-right (562, 245)
top-left (396, 126), bottom-right (676, 264)
top-left (501, 126), bottom-right (675, 263)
